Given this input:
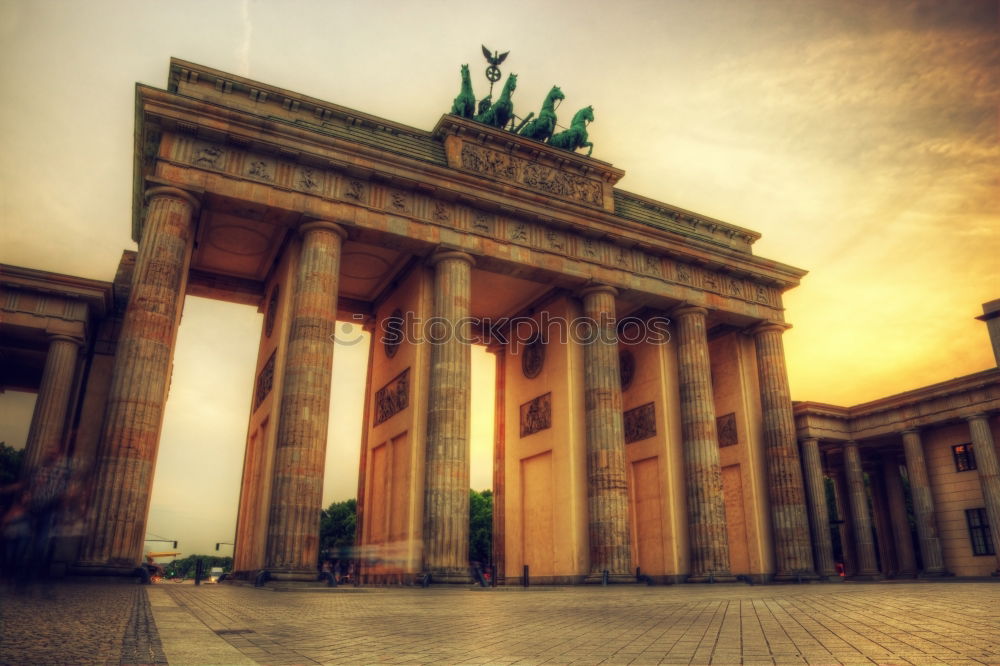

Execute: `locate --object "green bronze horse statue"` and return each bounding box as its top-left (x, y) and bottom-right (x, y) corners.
top-left (450, 64), bottom-right (476, 118)
top-left (548, 105), bottom-right (594, 156)
top-left (475, 73), bottom-right (517, 129)
top-left (518, 85), bottom-right (565, 143)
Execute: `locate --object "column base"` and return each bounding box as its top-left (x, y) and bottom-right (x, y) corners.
top-left (584, 572), bottom-right (636, 585)
top-left (772, 570), bottom-right (821, 582)
top-left (267, 569), bottom-right (320, 582)
top-left (423, 569), bottom-right (473, 585)
top-left (686, 573), bottom-right (738, 583)
top-left (848, 571), bottom-right (884, 581)
top-left (917, 569), bottom-right (954, 578)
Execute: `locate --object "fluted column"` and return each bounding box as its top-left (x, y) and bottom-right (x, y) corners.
top-left (580, 285), bottom-right (632, 582)
top-left (21, 335), bottom-right (81, 477)
top-left (265, 220), bottom-right (345, 579)
top-left (423, 250), bottom-right (474, 582)
top-left (78, 187), bottom-right (198, 573)
top-left (674, 305), bottom-right (733, 582)
top-left (799, 437), bottom-right (837, 578)
top-left (966, 414), bottom-right (1000, 574)
top-left (901, 428), bottom-right (947, 575)
top-left (490, 346), bottom-right (507, 584)
top-left (751, 322), bottom-right (816, 580)
top-left (881, 454), bottom-right (916, 577)
top-left (843, 442), bottom-right (881, 578)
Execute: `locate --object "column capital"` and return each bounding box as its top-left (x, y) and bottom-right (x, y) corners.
top-left (578, 284), bottom-right (618, 299)
top-left (144, 185), bottom-right (201, 211)
top-left (428, 249), bottom-right (476, 268)
top-left (299, 219), bottom-right (348, 239)
top-left (749, 320), bottom-right (792, 336)
top-left (964, 412), bottom-right (991, 423)
top-left (900, 427), bottom-right (921, 436)
top-left (671, 304), bottom-right (709, 319)
top-left (47, 334), bottom-right (83, 347)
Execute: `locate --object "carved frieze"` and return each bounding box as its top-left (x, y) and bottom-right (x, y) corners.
top-left (343, 179), bottom-right (367, 202)
top-left (168, 135), bottom-right (783, 312)
top-left (459, 143), bottom-right (604, 208)
top-left (388, 190), bottom-right (410, 213)
top-left (296, 166), bottom-right (322, 192)
top-left (717, 412), bottom-right (738, 447)
top-left (374, 368), bottom-right (409, 425)
top-left (624, 402), bottom-right (656, 444)
top-left (254, 350), bottom-right (276, 410)
top-left (520, 393), bottom-right (551, 438)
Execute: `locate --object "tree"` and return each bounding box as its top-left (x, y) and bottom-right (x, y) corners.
top-left (320, 498), bottom-right (356, 558)
top-left (469, 488), bottom-right (492, 566)
top-left (162, 554), bottom-right (232, 579)
top-left (0, 442), bottom-right (24, 486)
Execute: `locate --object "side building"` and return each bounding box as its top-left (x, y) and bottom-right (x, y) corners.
top-left (794, 300), bottom-right (1000, 579)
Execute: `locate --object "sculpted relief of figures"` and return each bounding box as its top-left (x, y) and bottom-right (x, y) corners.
top-left (459, 143), bottom-right (603, 207)
top-left (254, 350), bottom-right (276, 410)
top-left (624, 402), bottom-right (656, 444)
top-left (520, 393), bottom-right (552, 438)
top-left (717, 412), bottom-right (738, 447)
top-left (374, 368), bottom-right (410, 426)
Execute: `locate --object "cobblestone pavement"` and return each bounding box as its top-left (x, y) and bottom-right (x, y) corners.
top-left (0, 580), bottom-right (166, 665)
top-left (2, 581), bottom-right (1000, 665)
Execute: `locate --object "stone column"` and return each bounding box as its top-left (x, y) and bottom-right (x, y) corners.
top-left (264, 220), bottom-right (345, 579)
top-left (881, 454), bottom-right (917, 577)
top-left (751, 322), bottom-right (816, 580)
top-left (490, 346), bottom-right (507, 584)
top-left (78, 187), bottom-right (198, 573)
top-left (843, 441), bottom-right (881, 579)
top-left (673, 305), bottom-right (733, 582)
top-left (966, 414), bottom-right (1000, 574)
top-left (21, 335), bottom-right (81, 477)
top-left (799, 437), bottom-right (837, 578)
top-left (579, 286), bottom-right (632, 582)
top-left (901, 428), bottom-right (947, 575)
top-left (423, 250), bottom-right (474, 582)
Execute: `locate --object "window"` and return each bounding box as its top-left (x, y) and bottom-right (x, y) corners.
top-left (952, 443), bottom-right (976, 472)
top-left (966, 508), bottom-right (995, 556)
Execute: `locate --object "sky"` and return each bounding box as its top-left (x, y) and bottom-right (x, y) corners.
top-left (0, 0), bottom-right (997, 556)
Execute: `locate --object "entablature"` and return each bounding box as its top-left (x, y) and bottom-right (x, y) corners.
top-left (794, 369), bottom-right (1000, 443)
top-left (136, 62), bottom-right (808, 322)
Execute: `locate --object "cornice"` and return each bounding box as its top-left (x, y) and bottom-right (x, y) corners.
top-left (0, 264), bottom-right (114, 318)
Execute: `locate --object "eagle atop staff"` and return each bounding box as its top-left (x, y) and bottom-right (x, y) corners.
top-left (482, 45), bottom-right (509, 67)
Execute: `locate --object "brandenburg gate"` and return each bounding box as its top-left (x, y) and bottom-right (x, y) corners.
top-left (24, 58), bottom-right (824, 583)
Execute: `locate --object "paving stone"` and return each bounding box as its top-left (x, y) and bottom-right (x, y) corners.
top-left (3, 580), bottom-right (1000, 664)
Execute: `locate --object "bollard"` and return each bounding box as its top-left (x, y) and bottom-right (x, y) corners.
top-left (491, 564), bottom-right (497, 588)
top-left (195, 559), bottom-right (203, 586)
top-left (523, 565), bottom-right (529, 588)
top-left (709, 572), bottom-right (715, 584)
top-left (602, 569), bottom-right (609, 586)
